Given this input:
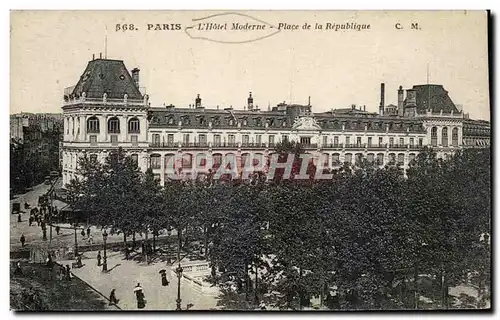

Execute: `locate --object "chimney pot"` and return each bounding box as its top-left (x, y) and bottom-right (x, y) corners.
top-left (100, 52), bottom-right (102, 59)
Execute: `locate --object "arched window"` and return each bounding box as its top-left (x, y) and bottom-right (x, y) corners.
top-left (87, 116), bottom-right (100, 133)
top-left (241, 153), bottom-right (251, 169)
top-left (128, 117), bottom-right (140, 133)
top-left (332, 153), bottom-right (340, 165)
top-left (389, 153), bottom-right (396, 165)
top-left (355, 153), bottom-right (363, 165)
top-left (442, 127), bottom-right (448, 146)
top-left (397, 153), bottom-right (405, 166)
top-left (108, 117), bottom-right (120, 133)
top-left (367, 153), bottom-right (375, 163)
top-left (212, 153), bottom-right (223, 170)
top-left (409, 153), bottom-right (416, 164)
top-left (431, 127), bottom-right (438, 146)
top-left (344, 153), bottom-right (352, 164)
top-left (130, 154), bottom-right (138, 166)
top-left (452, 127), bottom-right (459, 146)
top-left (377, 153), bottom-right (384, 166)
top-left (150, 154), bottom-right (161, 169)
top-left (321, 153), bottom-right (330, 167)
top-left (182, 153), bottom-right (193, 169)
top-left (196, 153), bottom-right (208, 168)
top-left (165, 153), bottom-right (176, 171)
top-left (253, 153), bottom-right (264, 167)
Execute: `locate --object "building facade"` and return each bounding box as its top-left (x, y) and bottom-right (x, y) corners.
top-left (61, 58), bottom-right (488, 186)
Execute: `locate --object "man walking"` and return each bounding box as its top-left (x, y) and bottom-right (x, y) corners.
top-left (20, 234), bottom-right (25, 247)
top-left (55, 225), bottom-right (60, 235)
top-left (109, 289), bottom-right (120, 306)
top-left (97, 251), bottom-right (102, 266)
top-left (86, 226), bottom-right (91, 238)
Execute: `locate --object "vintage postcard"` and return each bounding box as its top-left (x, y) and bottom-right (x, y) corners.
top-left (9, 10), bottom-right (491, 311)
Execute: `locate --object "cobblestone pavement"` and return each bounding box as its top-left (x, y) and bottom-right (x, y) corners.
top-left (60, 250), bottom-right (219, 311)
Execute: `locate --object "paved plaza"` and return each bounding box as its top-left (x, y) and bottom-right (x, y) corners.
top-left (60, 250), bottom-right (219, 311)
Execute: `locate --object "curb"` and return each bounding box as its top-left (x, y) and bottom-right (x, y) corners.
top-left (55, 262), bottom-right (122, 311)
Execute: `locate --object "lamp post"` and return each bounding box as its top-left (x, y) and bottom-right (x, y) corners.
top-left (175, 230), bottom-right (183, 311)
top-left (73, 223), bottom-right (79, 257)
top-left (48, 171), bottom-right (59, 245)
top-left (102, 230), bottom-right (108, 272)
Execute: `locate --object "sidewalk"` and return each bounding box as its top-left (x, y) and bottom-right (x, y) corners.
top-left (60, 250), bottom-right (219, 311)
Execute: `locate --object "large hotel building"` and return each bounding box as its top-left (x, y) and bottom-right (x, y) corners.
top-left (61, 58), bottom-right (490, 186)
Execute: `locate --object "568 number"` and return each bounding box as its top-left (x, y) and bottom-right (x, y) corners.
top-left (116, 24), bottom-right (137, 32)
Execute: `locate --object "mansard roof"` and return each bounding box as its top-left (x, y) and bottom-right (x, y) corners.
top-left (69, 59), bottom-right (143, 100)
top-left (411, 84), bottom-right (460, 114)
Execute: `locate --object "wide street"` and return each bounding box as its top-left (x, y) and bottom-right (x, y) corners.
top-left (10, 182), bottom-right (174, 252)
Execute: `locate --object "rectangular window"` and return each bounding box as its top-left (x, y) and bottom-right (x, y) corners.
top-left (214, 134), bottom-right (221, 146)
top-left (332, 153), bottom-right (340, 164)
top-left (256, 134), bottom-right (262, 145)
top-left (199, 134), bottom-right (207, 146)
top-left (419, 138), bottom-right (423, 146)
top-left (356, 137), bottom-right (362, 147)
top-left (345, 136), bottom-right (350, 146)
top-left (379, 137), bottom-right (383, 147)
top-left (228, 134), bottom-right (236, 146)
top-left (131, 154), bottom-right (138, 166)
top-left (399, 138), bottom-right (404, 146)
top-left (397, 154), bottom-right (405, 165)
top-left (90, 135), bottom-right (97, 146)
top-left (333, 136), bottom-right (339, 146)
top-left (368, 137), bottom-right (372, 147)
top-left (322, 136), bottom-right (328, 146)
top-left (152, 134), bottom-right (160, 146)
top-left (410, 138), bottom-right (414, 147)
top-left (242, 134), bottom-right (250, 146)
top-left (167, 134), bottom-right (174, 146)
top-left (282, 135), bottom-right (289, 143)
top-left (150, 156), bottom-right (161, 169)
top-left (131, 135), bottom-right (138, 147)
top-left (268, 135), bottom-right (275, 146)
top-left (110, 135), bottom-right (118, 146)
top-left (183, 134), bottom-right (190, 145)
top-left (377, 153), bottom-right (384, 165)
top-left (389, 137), bottom-right (394, 147)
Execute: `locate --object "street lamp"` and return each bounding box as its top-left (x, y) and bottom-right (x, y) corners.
top-left (102, 230), bottom-right (108, 272)
top-left (175, 264), bottom-right (183, 310)
top-left (175, 229), bottom-right (183, 311)
top-left (73, 222), bottom-right (79, 257)
top-left (48, 171), bottom-right (59, 245)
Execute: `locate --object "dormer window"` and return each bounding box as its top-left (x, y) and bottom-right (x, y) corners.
top-left (242, 119), bottom-right (248, 126)
top-left (282, 120), bottom-right (287, 127)
top-left (119, 75), bottom-right (125, 80)
top-left (229, 119), bottom-right (234, 126)
top-left (168, 117), bottom-right (174, 125)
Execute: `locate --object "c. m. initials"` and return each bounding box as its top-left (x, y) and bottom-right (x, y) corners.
top-left (411, 22), bottom-right (420, 30)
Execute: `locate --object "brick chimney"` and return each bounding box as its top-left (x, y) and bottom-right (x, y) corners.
top-left (247, 92), bottom-right (254, 110)
top-left (379, 83), bottom-right (385, 116)
top-left (131, 68), bottom-right (140, 88)
top-left (397, 85), bottom-right (404, 116)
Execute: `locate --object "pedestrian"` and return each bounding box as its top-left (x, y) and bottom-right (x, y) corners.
top-left (36, 216), bottom-right (40, 227)
top-left (29, 216), bottom-right (33, 226)
top-left (55, 225), bottom-right (60, 235)
top-left (86, 227), bottom-right (91, 238)
top-left (81, 229), bottom-right (86, 238)
top-left (24, 202), bottom-right (30, 209)
top-left (20, 234), bottom-right (25, 247)
top-left (134, 283), bottom-right (146, 309)
top-left (160, 270), bottom-right (169, 286)
top-left (65, 265), bottom-right (71, 281)
top-left (76, 255), bottom-right (83, 268)
top-left (109, 289), bottom-right (120, 306)
top-left (14, 261), bottom-right (23, 275)
top-left (46, 253), bottom-right (53, 268)
top-left (17, 213), bottom-right (22, 223)
top-left (87, 234), bottom-right (94, 245)
top-left (97, 251), bottom-right (102, 266)
top-left (141, 241), bottom-right (145, 255)
top-left (124, 247), bottom-right (130, 260)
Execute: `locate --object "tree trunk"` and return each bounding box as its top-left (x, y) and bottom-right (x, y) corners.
top-left (123, 232), bottom-right (127, 249)
top-left (153, 230), bottom-right (156, 253)
top-left (245, 264), bottom-right (250, 302)
top-left (184, 226), bottom-right (189, 248)
top-left (132, 232), bottom-right (136, 249)
top-left (414, 262), bottom-right (419, 309)
top-left (204, 225), bottom-right (209, 261)
top-left (145, 229), bottom-right (149, 263)
top-left (254, 262), bottom-right (259, 305)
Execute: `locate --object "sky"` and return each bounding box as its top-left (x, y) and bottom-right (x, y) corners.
top-left (10, 10), bottom-right (490, 120)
